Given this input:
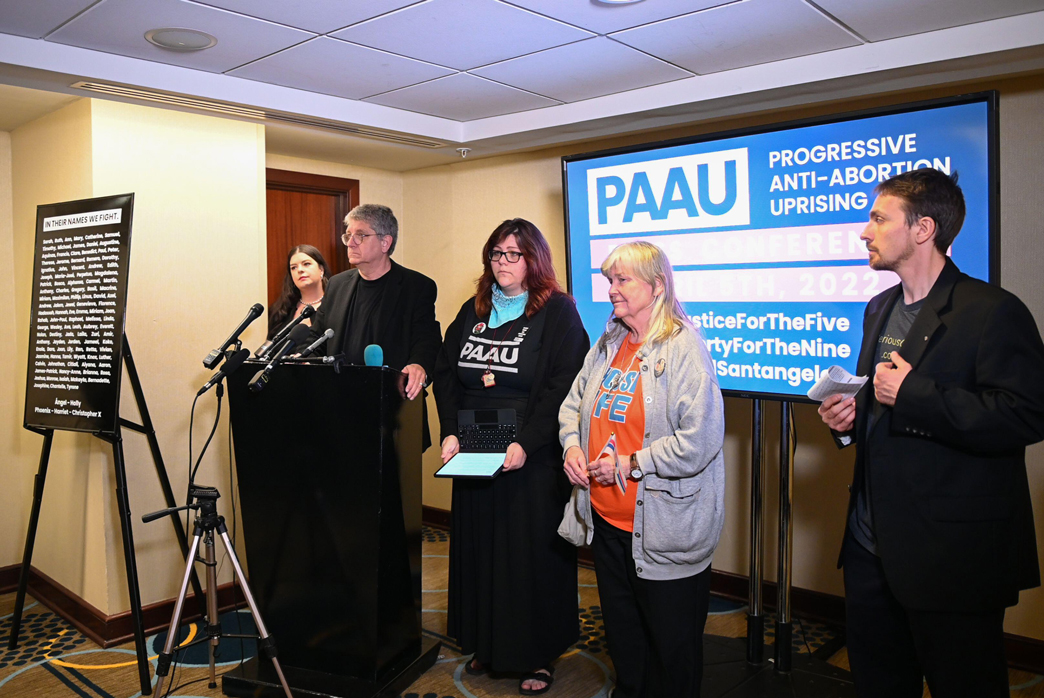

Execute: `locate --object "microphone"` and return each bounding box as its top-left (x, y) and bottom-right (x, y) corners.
top-left (203, 303), bottom-right (264, 369)
top-left (300, 329), bottom-right (335, 358)
top-left (258, 305), bottom-right (316, 359)
top-left (248, 325), bottom-right (310, 393)
top-left (197, 348), bottom-right (250, 396)
top-left (364, 344), bottom-right (384, 367)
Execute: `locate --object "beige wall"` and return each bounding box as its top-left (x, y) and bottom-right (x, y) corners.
top-left (398, 74), bottom-right (1044, 640)
top-left (7, 100), bottom-right (98, 608)
top-left (0, 130), bottom-right (24, 570)
top-left (5, 98), bottom-right (267, 613)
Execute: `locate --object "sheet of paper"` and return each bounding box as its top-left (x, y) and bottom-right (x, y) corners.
top-left (807, 365), bottom-right (868, 402)
top-left (434, 452), bottom-right (505, 478)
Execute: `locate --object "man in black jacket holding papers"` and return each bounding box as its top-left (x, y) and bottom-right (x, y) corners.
top-left (818, 169), bottom-right (1044, 698)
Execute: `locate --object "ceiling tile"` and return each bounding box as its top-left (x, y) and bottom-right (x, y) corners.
top-left (502, 0), bottom-right (733, 35)
top-left (612, 0), bottom-right (860, 75)
top-left (47, 0), bottom-right (312, 73)
top-left (229, 37), bottom-right (453, 100)
top-left (0, 0), bottom-right (96, 39)
top-left (812, 0), bottom-right (1044, 42)
top-left (192, 0), bottom-right (424, 34)
top-left (364, 72), bottom-right (560, 120)
top-left (333, 0), bottom-right (593, 70)
top-left (472, 37), bottom-right (692, 102)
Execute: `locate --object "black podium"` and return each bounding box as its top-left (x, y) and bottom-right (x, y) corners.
top-left (222, 362), bottom-right (439, 698)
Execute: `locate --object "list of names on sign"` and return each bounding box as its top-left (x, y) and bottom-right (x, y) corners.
top-left (32, 227), bottom-right (120, 396)
top-left (25, 196), bottom-right (134, 433)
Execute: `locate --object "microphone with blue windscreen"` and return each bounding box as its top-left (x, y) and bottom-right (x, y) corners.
top-left (363, 344), bottom-right (384, 367)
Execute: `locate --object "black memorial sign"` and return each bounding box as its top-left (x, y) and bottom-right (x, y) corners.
top-left (24, 194), bottom-right (134, 434)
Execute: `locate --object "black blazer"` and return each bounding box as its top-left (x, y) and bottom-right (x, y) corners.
top-left (434, 292), bottom-right (590, 458)
top-left (836, 258), bottom-right (1044, 611)
top-left (310, 260), bottom-right (441, 449)
top-left (310, 260), bottom-right (440, 374)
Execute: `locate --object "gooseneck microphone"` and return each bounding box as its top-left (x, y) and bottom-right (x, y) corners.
top-left (258, 305), bottom-right (316, 359)
top-left (363, 344), bottom-right (384, 367)
top-left (197, 348), bottom-right (250, 396)
top-left (300, 328), bottom-right (335, 358)
top-left (248, 325), bottom-right (310, 393)
top-left (203, 303), bottom-right (264, 368)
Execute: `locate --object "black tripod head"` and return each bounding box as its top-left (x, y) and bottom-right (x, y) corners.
top-left (189, 485), bottom-right (223, 531)
top-left (142, 484), bottom-right (225, 531)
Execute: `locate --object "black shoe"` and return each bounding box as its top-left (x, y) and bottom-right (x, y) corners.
top-left (519, 666), bottom-right (555, 695)
top-left (464, 658), bottom-right (488, 676)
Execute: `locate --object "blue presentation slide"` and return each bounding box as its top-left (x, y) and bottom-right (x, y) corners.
top-left (564, 98), bottom-right (993, 400)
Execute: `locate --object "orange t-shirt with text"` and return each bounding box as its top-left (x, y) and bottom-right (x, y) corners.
top-left (588, 335), bottom-right (646, 532)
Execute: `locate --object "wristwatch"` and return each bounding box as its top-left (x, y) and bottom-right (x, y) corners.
top-left (629, 453), bottom-right (644, 481)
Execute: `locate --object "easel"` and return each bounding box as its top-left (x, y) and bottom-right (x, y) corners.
top-left (8, 335), bottom-right (206, 696)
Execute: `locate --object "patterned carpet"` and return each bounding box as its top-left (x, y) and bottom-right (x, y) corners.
top-left (2, 526), bottom-right (1042, 697)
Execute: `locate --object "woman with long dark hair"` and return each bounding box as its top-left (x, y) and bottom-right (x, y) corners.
top-left (267, 244), bottom-right (332, 340)
top-left (434, 218), bottom-right (589, 695)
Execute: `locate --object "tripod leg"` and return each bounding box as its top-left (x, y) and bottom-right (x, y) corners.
top-left (203, 531), bottom-right (220, 688)
top-left (108, 431), bottom-right (152, 695)
top-left (155, 530), bottom-right (204, 697)
top-left (216, 529), bottom-right (293, 698)
top-left (8, 430), bottom-right (53, 650)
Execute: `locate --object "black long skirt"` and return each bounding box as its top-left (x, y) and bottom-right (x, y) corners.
top-left (448, 443), bottom-right (579, 672)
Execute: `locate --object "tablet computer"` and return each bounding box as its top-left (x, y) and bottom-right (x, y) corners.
top-left (434, 452), bottom-right (505, 479)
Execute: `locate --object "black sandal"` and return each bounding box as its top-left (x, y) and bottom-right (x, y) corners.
top-left (519, 666), bottom-right (555, 695)
top-left (464, 658), bottom-right (488, 676)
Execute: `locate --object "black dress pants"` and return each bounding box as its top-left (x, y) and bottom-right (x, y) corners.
top-left (591, 511), bottom-right (712, 698)
top-left (842, 531), bottom-right (1009, 698)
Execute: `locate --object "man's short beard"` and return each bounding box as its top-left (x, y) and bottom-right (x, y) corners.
top-left (868, 239), bottom-right (915, 272)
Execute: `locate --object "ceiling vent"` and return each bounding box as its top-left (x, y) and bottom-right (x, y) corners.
top-left (70, 81), bottom-right (447, 149)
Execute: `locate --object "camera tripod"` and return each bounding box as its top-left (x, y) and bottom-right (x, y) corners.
top-left (143, 485), bottom-right (292, 698)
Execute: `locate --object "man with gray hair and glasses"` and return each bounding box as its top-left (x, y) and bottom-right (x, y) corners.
top-left (310, 203), bottom-right (441, 447)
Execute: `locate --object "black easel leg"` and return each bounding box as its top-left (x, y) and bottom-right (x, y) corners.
top-left (122, 335), bottom-right (206, 618)
top-left (8, 429), bottom-right (53, 650)
top-left (106, 429), bottom-right (153, 695)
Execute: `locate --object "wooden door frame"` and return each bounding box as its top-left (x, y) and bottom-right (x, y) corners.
top-left (265, 168), bottom-right (360, 274)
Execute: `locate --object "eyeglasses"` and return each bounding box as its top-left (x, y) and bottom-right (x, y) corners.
top-left (489, 250), bottom-right (523, 263)
top-left (342, 231), bottom-right (383, 246)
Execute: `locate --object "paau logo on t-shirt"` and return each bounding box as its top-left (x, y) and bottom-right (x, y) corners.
top-left (458, 327), bottom-right (529, 374)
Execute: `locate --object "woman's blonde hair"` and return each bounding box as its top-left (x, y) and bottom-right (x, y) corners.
top-left (600, 241), bottom-right (693, 344)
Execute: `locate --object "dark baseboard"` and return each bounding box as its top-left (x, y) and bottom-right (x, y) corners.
top-left (421, 505), bottom-right (451, 530)
top-left (1006, 632), bottom-right (1044, 676)
top-left (0, 563), bottom-right (20, 593)
top-left (1, 563), bottom-right (242, 648)
top-left (708, 569), bottom-right (848, 628)
top-left (419, 506), bottom-right (1044, 675)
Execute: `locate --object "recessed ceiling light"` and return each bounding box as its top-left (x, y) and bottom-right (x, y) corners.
top-left (144, 28), bottom-right (217, 52)
top-left (595, 0), bottom-right (647, 4)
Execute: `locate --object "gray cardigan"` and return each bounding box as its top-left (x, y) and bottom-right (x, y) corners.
top-left (558, 321), bottom-right (726, 581)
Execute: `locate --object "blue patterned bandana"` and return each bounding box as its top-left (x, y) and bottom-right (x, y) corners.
top-left (489, 284), bottom-right (529, 328)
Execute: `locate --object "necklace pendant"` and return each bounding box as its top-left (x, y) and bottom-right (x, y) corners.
top-left (481, 370), bottom-right (496, 388)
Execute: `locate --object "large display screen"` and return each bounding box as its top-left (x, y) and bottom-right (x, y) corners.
top-left (563, 94), bottom-right (996, 400)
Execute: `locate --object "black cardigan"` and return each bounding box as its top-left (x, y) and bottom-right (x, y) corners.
top-left (434, 292), bottom-right (589, 457)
